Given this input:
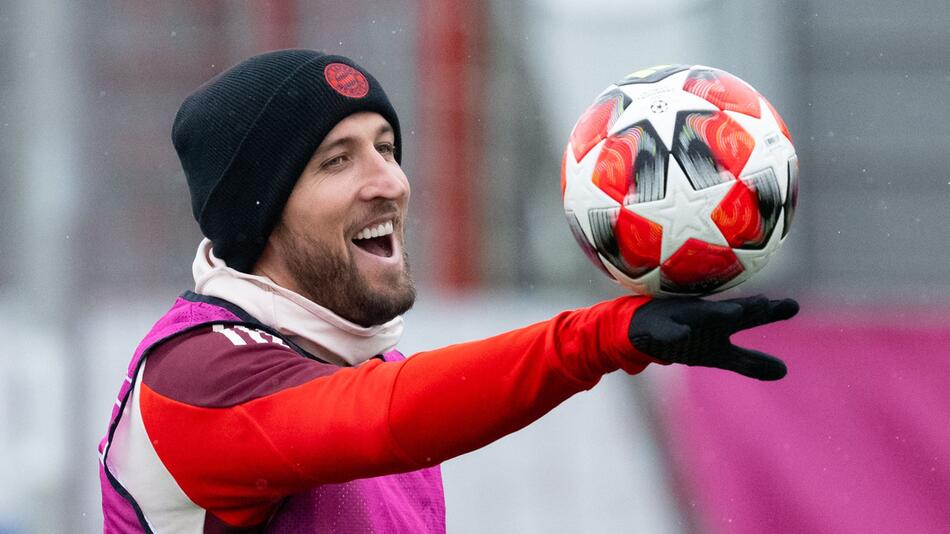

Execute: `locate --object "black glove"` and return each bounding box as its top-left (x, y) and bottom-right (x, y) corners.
top-left (628, 295), bottom-right (799, 381)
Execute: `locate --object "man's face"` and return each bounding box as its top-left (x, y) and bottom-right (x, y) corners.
top-left (261, 111), bottom-right (415, 326)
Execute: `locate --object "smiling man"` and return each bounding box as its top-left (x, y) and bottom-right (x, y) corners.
top-left (256, 112), bottom-right (413, 329)
top-left (98, 50), bottom-right (798, 533)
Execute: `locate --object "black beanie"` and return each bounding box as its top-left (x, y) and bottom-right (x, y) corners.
top-left (172, 49), bottom-right (401, 273)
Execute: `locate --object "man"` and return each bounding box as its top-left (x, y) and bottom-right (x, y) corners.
top-left (98, 49), bottom-right (798, 533)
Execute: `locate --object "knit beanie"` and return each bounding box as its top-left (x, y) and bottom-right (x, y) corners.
top-left (172, 49), bottom-right (401, 273)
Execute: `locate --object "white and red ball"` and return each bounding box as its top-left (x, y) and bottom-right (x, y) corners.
top-left (562, 64), bottom-right (799, 296)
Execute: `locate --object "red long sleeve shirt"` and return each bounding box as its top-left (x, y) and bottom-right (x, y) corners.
top-left (138, 296), bottom-right (653, 524)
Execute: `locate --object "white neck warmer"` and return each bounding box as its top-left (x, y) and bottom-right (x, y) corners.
top-left (192, 238), bottom-right (404, 366)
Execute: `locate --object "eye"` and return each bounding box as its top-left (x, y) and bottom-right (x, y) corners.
top-left (376, 142), bottom-right (397, 158)
top-left (321, 153), bottom-right (349, 170)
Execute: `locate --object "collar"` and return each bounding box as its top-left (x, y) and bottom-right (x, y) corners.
top-left (191, 238), bottom-right (403, 366)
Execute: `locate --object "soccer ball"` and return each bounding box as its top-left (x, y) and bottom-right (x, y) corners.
top-left (561, 64), bottom-right (799, 296)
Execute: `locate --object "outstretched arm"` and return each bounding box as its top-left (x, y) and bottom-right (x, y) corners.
top-left (138, 294), bottom-right (796, 526)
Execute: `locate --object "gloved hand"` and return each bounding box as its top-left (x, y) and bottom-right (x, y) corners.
top-left (628, 295), bottom-right (799, 381)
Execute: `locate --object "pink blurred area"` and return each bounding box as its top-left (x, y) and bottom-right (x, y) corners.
top-left (657, 306), bottom-right (950, 533)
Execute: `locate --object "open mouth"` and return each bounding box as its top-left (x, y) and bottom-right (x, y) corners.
top-left (351, 220), bottom-right (395, 258)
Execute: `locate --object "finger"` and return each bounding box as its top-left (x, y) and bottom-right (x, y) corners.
top-left (742, 298), bottom-right (800, 329)
top-left (717, 345), bottom-right (788, 381)
top-left (767, 298), bottom-right (799, 321)
top-left (721, 294), bottom-right (769, 309)
top-left (669, 299), bottom-right (743, 328)
top-left (732, 294), bottom-right (771, 320)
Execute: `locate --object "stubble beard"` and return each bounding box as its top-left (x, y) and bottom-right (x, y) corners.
top-left (273, 223), bottom-right (416, 327)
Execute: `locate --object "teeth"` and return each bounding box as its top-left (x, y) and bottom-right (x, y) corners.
top-left (354, 220), bottom-right (394, 241)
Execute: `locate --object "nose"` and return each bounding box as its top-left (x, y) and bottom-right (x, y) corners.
top-left (359, 148), bottom-right (410, 202)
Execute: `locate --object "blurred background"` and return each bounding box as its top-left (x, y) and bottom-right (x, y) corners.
top-left (1, 0), bottom-right (949, 532)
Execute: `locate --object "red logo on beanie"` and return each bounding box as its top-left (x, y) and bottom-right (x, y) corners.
top-left (325, 63), bottom-right (370, 98)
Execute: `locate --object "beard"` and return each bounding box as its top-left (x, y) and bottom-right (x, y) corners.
top-left (271, 220), bottom-right (416, 327)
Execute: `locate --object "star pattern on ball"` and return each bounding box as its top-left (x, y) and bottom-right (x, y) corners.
top-left (626, 160), bottom-right (731, 262)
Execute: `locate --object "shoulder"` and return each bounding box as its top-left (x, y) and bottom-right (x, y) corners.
top-left (142, 323), bottom-right (342, 408)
